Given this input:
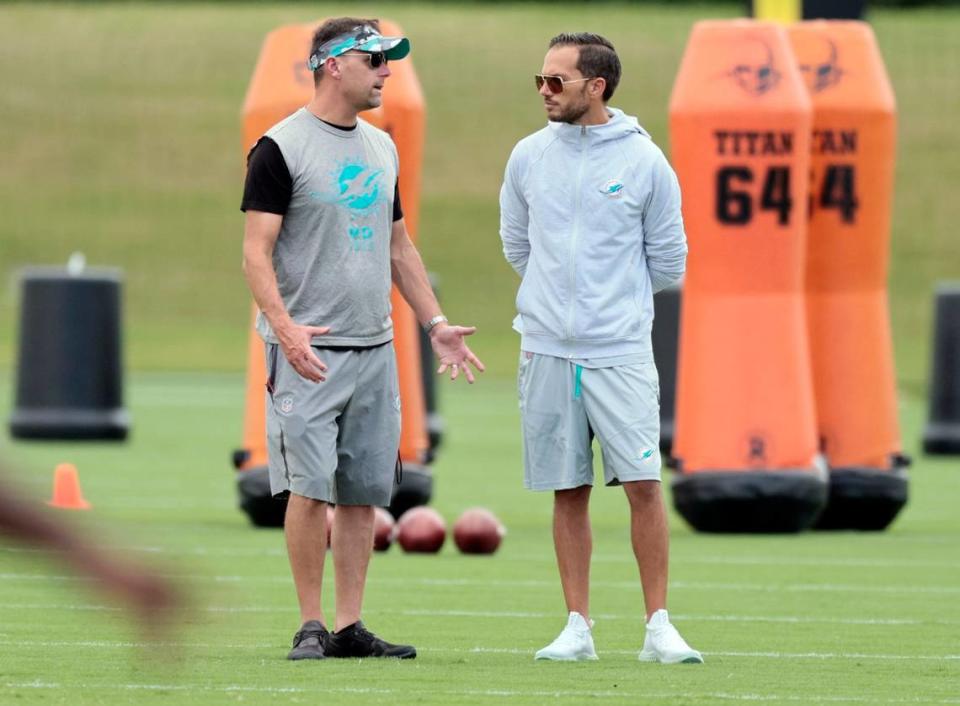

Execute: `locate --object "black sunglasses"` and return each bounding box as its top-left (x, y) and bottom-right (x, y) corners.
top-left (342, 51), bottom-right (388, 69)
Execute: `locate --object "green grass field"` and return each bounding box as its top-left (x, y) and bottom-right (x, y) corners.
top-left (1, 2), bottom-right (959, 704)
top-left (1, 2), bottom-right (959, 387)
top-left (1, 375), bottom-right (958, 705)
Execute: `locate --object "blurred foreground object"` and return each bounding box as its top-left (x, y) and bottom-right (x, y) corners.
top-left (790, 22), bottom-right (907, 531)
top-left (669, 20), bottom-right (826, 532)
top-left (9, 255), bottom-right (129, 441)
top-left (0, 459), bottom-right (182, 634)
top-left (373, 507), bottom-right (395, 552)
top-left (923, 284), bottom-right (960, 454)
top-left (233, 19), bottom-right (433, 526)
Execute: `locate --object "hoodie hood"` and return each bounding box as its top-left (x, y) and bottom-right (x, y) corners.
top-left (547, 107), bottom-right (651, 144)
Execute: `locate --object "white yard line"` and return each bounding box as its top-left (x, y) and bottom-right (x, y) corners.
top-left (395, 608), bottom-right (957, 626)
top-left (461, 646), bottom-right (960, 661)
top-left (1, 602), bottom-right (956, 626)
top-left (3, 680), bottom-right (959, 703)
top-left (0, 546), bottom-right (287, 557)
top-left (510, 553), bottom-right (960, 570)
top-left (3, 571), bottom-right (960, 595)
top-left (0, 639), bottom-right (271, 649)
top-left (0, 639), bottom-right (957, 662)
top-left (664, 556), bottom-right (958, 570)
top-left (669, 580), bottom-right (960, 594)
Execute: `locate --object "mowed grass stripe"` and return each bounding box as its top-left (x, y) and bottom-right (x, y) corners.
top-left (5, 680), bottom-right (960, 704)
top-left (5, 544), bottom-right (958, 571)
top-left (3, 644), bottom-right (959, 662)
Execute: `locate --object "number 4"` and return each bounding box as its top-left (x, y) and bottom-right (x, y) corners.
top-left (819, 164), bottom-right (858, 224)
top-left (760, 166), bottom-right (791, 226)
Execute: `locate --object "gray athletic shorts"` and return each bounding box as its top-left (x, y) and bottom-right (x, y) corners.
top-left (264, 342), bottom-right (401, 506)
top-left (518, 352), bottom-right (662, 490)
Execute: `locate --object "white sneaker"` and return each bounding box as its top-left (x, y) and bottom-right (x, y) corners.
top-left (534, 612), bottom-right (599, 661)
top-left (638, 609), bottom-right (703, 664)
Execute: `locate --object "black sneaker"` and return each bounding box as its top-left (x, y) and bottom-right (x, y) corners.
top-left (327, 621), bottom-right (416, 659)
top-left (287, 620), bottom-right (329, 660)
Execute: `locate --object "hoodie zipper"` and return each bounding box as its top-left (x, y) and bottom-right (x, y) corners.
top-left (565, 125), bottom-right (588, 340)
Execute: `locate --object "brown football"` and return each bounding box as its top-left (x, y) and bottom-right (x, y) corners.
top-left (453, 508), bottom-right (506, 555)
top-left (396, 506), bottom-right (447, 553)
top-left (373, 506), bottom-right (396, 552)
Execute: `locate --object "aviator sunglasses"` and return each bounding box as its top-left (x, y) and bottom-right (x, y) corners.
top-left (342, 51), bottom-right (389, 68)
top-left (535, 74), bottom-right (594, 94)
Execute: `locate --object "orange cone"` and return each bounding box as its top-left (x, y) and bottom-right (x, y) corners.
top-left (47, 463), bottom-right (91, 510)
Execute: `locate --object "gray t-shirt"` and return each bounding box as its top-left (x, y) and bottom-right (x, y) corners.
top-left (255, 108), bottom-right (398, 346)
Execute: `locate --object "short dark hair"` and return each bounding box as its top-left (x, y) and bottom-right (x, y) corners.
top-left (548, 33), bottom-right (621, 102)
top-left (310, 17), bottom-right (380, 82)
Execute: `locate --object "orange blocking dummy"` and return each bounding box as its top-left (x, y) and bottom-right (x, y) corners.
top-left (669, 20), bottom-right (826, 532)
top-left (790, 21), bottom-right (907, 531)
top-left (234, 20), bottom-right (429, 527)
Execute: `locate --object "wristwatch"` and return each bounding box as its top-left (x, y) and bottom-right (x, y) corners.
top-left (425, 314), bottom-right (448, 333)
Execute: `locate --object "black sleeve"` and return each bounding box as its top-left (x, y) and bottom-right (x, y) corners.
top-left (241, 137), bottom-right (292, 215)
top-left (393, 178), bottom-right (404, 222)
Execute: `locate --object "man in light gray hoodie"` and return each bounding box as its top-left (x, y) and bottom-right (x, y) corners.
top-left (500, 32), bottom-right (701, 664)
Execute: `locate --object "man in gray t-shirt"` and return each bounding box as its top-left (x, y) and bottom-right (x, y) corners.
top-left (241, 17), bottom-right (484, 661)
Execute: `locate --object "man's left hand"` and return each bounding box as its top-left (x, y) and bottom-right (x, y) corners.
top-left (430, 324), bottom-right (485, 383)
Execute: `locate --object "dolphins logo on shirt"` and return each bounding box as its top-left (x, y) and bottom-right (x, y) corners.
top-left (308, 158), bottom-right (388, 253)
top-left (601, 179), bottom-right (625, 198)
top-left (336, 163), bottom-right (384, 212)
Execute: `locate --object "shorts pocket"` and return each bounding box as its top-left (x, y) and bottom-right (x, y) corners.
top-left (622, 362), bottom-right (660, 409)
top-left (517, 352), bottom-right (534, 408)
top-left (522, 409), bottom-right (566, 474)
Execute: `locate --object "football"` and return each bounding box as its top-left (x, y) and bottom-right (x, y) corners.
top-left (373, 506), bottom-right (395, 552)
top-left (453, 507), bottom-right (506, 555)
top-left (396, 506), bottom-right (447, 553)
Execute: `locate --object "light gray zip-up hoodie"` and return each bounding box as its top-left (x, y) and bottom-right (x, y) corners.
top-left (500, 107), bottom-right (687, 361)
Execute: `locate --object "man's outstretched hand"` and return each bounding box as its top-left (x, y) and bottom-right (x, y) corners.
top-left (430, 324), bottom-right (485, 383)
